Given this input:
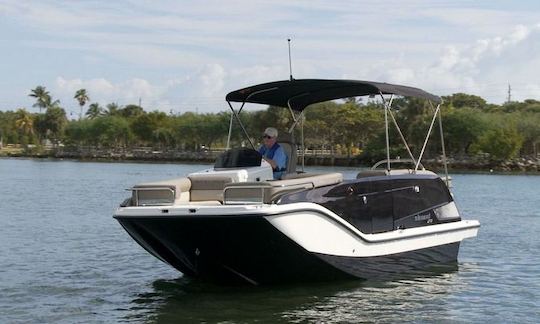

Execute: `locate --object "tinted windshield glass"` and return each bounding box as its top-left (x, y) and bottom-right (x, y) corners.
top-left (214, 148), bottom-right (262, 168)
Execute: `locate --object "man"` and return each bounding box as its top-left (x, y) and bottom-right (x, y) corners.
top-left (258, 127), bottom-right (287, 180)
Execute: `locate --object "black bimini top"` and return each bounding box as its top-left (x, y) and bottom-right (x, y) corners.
top-left (226, 79), bottom-right (441, 111)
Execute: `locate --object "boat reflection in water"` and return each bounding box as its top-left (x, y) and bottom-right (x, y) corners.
top-left (114, 79), bottom-right (480, 285)
top-left (125, 265), bottom-right (470, 323)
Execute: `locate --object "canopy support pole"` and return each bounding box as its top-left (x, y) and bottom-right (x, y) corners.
top-left (436, 102), bottom-right (449, 186)
top-left (226, 87), bottom-right (279, 151)
top-left (227, 101), bottom-right (256, 150)
top-left (415, 103), bottom-right (441, 172)
top-left (388, 108), bottom-right (418, 167)
top-left (379, 93), bottom-right (394, 171)
top-left (286, 100), bottom-right (305, 173)
top-left (287, 100), bottom-right (300, 133)
top-left (226, 110), bottom-right (234, 149)
top-left (301, 112), bottom-right (305, 172)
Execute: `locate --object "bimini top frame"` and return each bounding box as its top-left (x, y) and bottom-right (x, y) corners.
top-left (225, 79), bottom-right (448, 185)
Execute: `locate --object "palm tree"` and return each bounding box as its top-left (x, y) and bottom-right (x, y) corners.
top-left (74, 89), bottom-right (90, 120)
top-left (29, 86), bottom-right (51, 113)
top-left (15, 108), bottom-right (34, 136)
top-left (105, 103), bottom-right (120, 116)
top-left (86, 103), bottom-right (104, 119)
top-left (44, 106), bottom-right (68, 147)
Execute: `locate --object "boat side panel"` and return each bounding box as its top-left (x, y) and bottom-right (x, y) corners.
top-left (265, 211), bottom-right (478, 257)
top-left (278, 175), bottom-right (457, 234)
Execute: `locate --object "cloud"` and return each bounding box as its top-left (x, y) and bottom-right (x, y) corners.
top-left (430, 24), bottom-right (540, 101)
top-left (52, 61), bottom-right (293, 114)
top-left (51, 22), bottom-right (540, 115)
top-left (4, 1), bottom-right (540, 111)
top-left (54, 77), bottom-right (162, 112)
top-left (54, 64), bottom-right (230, 113)
top-left (340, 24), bottom-right (540, 103)
top-left (7, 0), bottom-right (537, 71)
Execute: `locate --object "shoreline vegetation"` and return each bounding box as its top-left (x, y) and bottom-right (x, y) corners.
top-left (1, 86), bottom-right (539, 173)
top-left (1, 146), bottom-right (539, 173)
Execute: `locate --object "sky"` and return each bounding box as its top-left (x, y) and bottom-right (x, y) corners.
top-left (2, 0), bottom-right (540, 116)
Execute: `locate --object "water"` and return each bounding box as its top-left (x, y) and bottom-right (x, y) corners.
top-left (0, 158), bottom-right (538, 323)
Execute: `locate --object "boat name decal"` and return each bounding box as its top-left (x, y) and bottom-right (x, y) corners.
top-left (414, 213), bottom-right (432, 222)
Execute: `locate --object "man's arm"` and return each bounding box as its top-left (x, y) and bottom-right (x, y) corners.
top-left (262, 156), bottom-right (277, 169)
top-left (272, 147), bottom-right (287, 171)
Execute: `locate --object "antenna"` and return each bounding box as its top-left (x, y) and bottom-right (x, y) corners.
top-left (288, 38), bottom-right (294, 81)
top-left (507, 83), bottom-right (512, 103)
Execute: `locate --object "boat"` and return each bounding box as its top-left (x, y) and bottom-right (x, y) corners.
top-left (114, 79), bottom-right (480, 285)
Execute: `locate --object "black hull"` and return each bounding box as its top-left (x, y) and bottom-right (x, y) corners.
top-left (115, 215), bottom-right (460, 285)
top-left (316, 242), bottom-right (459, 280)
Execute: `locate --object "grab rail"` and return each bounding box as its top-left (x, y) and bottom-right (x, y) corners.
top-left (130, 187), bottom-right (175, 206)
top-left (372, 158), bottom-right (425, 171)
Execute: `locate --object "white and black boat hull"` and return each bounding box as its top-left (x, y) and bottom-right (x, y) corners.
top-left (114, 203), bottom-right (478, 285)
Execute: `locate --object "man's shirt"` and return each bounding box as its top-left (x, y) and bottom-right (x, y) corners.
top-left (258, 143), bottom-right (287, 179)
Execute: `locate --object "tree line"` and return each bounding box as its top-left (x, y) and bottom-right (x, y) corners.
top-left (0, 86), bottom-right (539, 162)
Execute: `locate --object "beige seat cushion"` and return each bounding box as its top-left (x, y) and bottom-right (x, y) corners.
top-left (188, 175), bottom-right (234, 202)
top-left (133, 177), bottom-right (192, 204)
top-left (224, 172), bottom-right (343, 204)
top-left (271, 172), bottom-right (343, 188)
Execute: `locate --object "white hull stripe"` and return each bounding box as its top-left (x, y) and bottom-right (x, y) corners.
top-left (265, 211), bottom-right (478, 257)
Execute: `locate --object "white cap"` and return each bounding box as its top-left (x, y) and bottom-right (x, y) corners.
top-left (264, 127), bottom-right (278, 138)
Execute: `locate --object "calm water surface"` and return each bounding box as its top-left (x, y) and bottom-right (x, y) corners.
top-left (0, 158), bottom-right (538, 323)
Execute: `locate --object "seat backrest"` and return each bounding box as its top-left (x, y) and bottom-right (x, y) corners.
top-left (133, 177), bottom-right (191, 205)
top-left (223, 172), bottom-right (343, 204)
top-left (188, 175), bottom-right (234, 202)
top-left (277, 132), bottom-right (297, 174)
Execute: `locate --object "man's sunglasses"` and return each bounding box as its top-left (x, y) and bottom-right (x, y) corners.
top-left (262, 135), bottom-right (273, 139)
